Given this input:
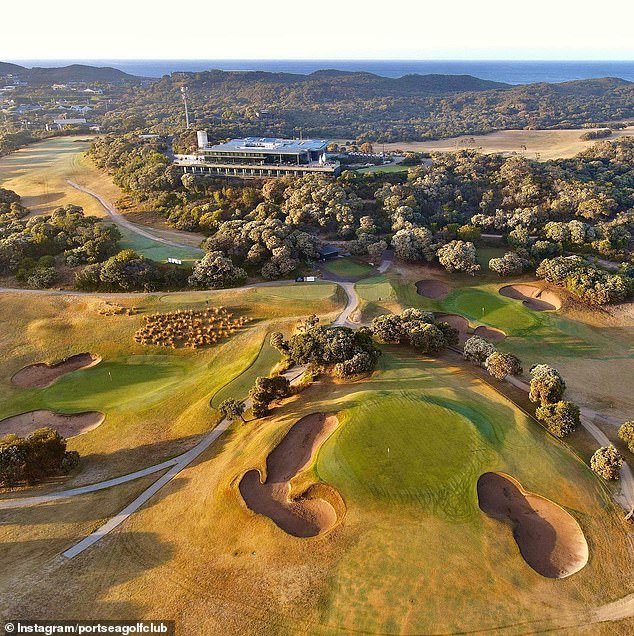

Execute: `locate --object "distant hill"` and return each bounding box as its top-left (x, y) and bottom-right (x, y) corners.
top-left (0, 62), bottom-right (141, 83)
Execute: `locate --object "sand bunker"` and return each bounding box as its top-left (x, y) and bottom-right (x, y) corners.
top-left (416, 279), bottom-right (450, 299)
top-left (0, 410), bottom-right (105, 438)
top-left (477, 472), bottom-right (588, 578)
top-left (239, 413), bottom-right (344, 538)
top-left (12, 353), bottom-right (101, 389)
top-left (474, 325), bottom-right (506, 342)
top-left (499, 285), bottom-right (561, 311)
top-left (435, 313), bottom-right (469, 335)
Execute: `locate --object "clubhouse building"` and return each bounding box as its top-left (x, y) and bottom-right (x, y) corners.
top-left (173, 131), bottom-right (340, 178)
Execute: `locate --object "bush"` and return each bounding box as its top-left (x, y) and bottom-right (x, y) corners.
top-left (618, 421), bottom-right (634, 453)
top-left (463, 336), bottom-right (496, 366)
top-left (535, 401), bottom-right (580, 438)
top-left (590, 445), bottom-right (623, 480)
top-left (334, 351), bottom-right (374, 378)
top-left (484, 352), bottom-right (523, 380)
top-left (26, 266), bottom-right (58, 289)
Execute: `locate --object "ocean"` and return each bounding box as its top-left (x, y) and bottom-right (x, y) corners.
top-left (7, 60), bottom-right (634, 84)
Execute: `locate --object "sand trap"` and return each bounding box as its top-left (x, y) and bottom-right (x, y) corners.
top-left (239, 413), bottom-right (344, 538)
top-left (11, 353), bottom-right (101, 389)
top-left (499, 285), bottom-right (561, 311)
top-left (416, 279), bottom-right (450, 299)
top-left (0, 410), bottom-right (105, 439)
top-left (477, 472), bottom-right (588, 578)
top-left (435, 313), bottom-right (469, 334)
top-left (474, 325), bottom-right (506, 342)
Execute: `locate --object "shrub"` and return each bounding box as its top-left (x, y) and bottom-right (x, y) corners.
top-left (484, 352), bottom-right (523, 380)
top-left (218, 399), bottom-right (246, 423)
top-left (188, 251), bottom-right (247, 289)
top-left (590, 445), bottom-right (623, 480)
top-left (535, 401), bottom-right (580, 438)
top-left (27, 266), bottom-right (58, 289)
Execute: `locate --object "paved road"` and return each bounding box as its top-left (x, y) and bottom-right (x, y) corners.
top-left (66, 180), bottom-right (202, 252)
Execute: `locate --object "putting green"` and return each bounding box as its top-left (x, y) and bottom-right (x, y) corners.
top-left (318, 391), bottom-right (494, 515)
top-left (442, 287), bottom-right (537, 333)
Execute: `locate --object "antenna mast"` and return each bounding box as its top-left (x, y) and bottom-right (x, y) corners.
top-left (181, 86), bottom-right (190, 129)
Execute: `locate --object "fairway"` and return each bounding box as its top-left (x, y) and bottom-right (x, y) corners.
top-left (0, 136), bottom-right (122, 217)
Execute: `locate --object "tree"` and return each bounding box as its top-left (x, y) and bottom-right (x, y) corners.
top-left (218, 399), bottom-right (246, 423)
top-left (188, 251), bottom-right (247, 289)
top-left (334, 351), bottom-right (374, 378)
top-left (249, 376), bottom-right (291, 418)
top-left (535, 401), bottom-right (580, 437)
top-left (269, 332), bottom-right (289, 355)
top-left (437, 240), bottom-right (480, 275)
top-left (463, 336), bottom-right (496, 366)
top-left (391, 227), bottom-right (435, 263)
top-left (408, 323), bottom-right (446, 354)
top-left (484, 352), bottom-right (523, 380)
top-left (529, 364), bottom-right (566, 405)
top-left (0, 427), bottom-right (79, 486)
top-left (488, 252), bottom-right (525, 277)
top-left (618, 421), bottom-right (634, 453)
top-left (590, 445), bottom-right (623, 480)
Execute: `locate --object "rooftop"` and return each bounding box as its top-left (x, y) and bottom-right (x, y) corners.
top-left (207, 137), bottom-right (328, 154)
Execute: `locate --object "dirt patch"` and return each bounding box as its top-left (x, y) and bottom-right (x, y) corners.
top-left (474, 325), bottom-right (506, 342)
top-left (12, 353), bottom-right (101, 389)
top-left (499, 284), bottom-right (561, 311)
top-left (416, 279), bottom-right (450, 299)
top-left (0, 410), bottom-right (105, 438)
top-left (477, 472), bottom-right (588, 578)
top-left (239, 413), bottom-right (344, 538)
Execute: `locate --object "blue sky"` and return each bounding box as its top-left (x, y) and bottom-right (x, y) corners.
top-left (2, 0), bottom-right (633, 60)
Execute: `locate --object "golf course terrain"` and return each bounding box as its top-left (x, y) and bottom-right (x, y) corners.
top-left (0, 136), bottom-right (633, 635)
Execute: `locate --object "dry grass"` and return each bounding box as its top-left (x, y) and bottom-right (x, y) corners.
top-left (379, 127), bottom-right (634, 161)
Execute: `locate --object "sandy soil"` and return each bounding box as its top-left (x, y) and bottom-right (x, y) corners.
top-left (239, 413), bottom-right (344, 537)
top-left (477, 472), bottom-right (588, 579)
top-left (0, 410), bottom-right (105, 438)
top-left (499, 284), bottom-right (561, 311)
top-left (415, 279), bottom-right (450, 299)
top-left (473, 325), bottom-right (506, 342)
top-left (11, 353), bottom-right (101, 389)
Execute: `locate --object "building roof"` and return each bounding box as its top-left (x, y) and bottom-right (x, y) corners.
top-left (207, 137), bottom-right (328, 155)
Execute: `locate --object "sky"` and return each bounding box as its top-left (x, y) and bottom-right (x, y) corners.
top-left (2, 0), bottom-right (633, 60)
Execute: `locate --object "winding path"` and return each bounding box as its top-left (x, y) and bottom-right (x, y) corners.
top-left (66, 180), bottom-right (202, 252)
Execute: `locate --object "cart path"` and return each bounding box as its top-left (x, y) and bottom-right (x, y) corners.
top-left (66, 180), bottom-right (203, 252)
